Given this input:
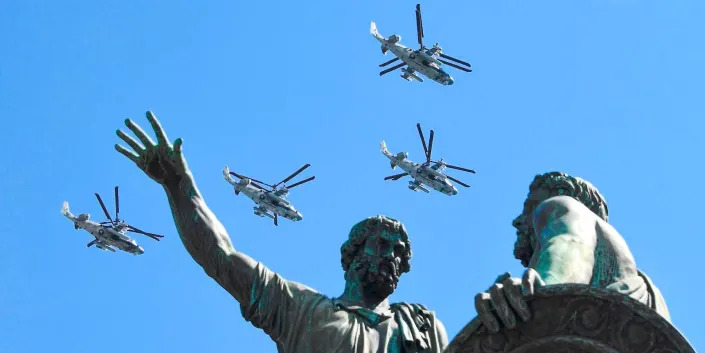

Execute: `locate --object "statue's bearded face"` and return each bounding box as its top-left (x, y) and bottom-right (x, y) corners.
top-left (512, 187), bottom-right (552, 267)
top-left (351, 231), bottom-right (406, 299)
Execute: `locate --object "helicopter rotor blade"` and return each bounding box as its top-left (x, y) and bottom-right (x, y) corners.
top-left (380, 62), bottom-right (407, 76)
top-left (127, 225), bottom-right (164, 241)
top-left (415, 4), bottom-right (424, 49)
top-left (442, 163), bottom-right (476, 174)
top-left (379, 57), bottom-right (400, 67)
top-left (446, 175), bottom-right (470, 188)
top-left (250, 182), bottom-right (268, 191)
top-left (94, 193), bottom-right (114, 224)
top-left (114, 186), bottom-right (120, 222)
top-left (416, 123), bottom-right (429, 160)
top-left (384, 172), bottom-right (409, 181)
top-left (427, 130), bottom-right (434, 163)
top-left (439, 53), bottom-right (472, 68)
top-left (276, 164), bottom-right (311, 188)
top-left (438, 58), bottom-right (472, 72)
top-left (285, 176), bottom-right (315, 190)
top-left (228, 171), bottom-right (275, 188)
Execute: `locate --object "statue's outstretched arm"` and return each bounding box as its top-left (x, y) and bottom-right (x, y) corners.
top-left (164, 175), bottom-right (258, 304)
top-left (531, 195), bottom-right (597, 285)
top-left (114, 112), bottom-right (257, 305)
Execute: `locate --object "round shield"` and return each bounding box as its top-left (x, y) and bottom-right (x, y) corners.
top-left (444, 285), bottom-right (695, 353)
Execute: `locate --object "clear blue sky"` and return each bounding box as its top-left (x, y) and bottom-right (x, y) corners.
top-left (1, 1), bottom-right (703, 352)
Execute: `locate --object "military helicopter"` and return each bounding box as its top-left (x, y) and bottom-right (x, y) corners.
top-left (370, 4), bottom-right (472, 85)
top-left (381, 123), bottom-right (476, 195)
top-left (60, 186), bottom-right (164, 255)
top-left (223, 164), bottom-right (315, 226)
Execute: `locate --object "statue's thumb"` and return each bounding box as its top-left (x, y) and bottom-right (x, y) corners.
top-left (174, 138), bottom-right (183, 152)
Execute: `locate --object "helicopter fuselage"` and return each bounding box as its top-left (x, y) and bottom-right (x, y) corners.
top-left (381, 144), bottom-right (458, 196)
top-left (226, 175), bottom-right (303, 222)
top-left (65, 216), bottom-right (145, 255)
top-left (371, 26), bottom-right (454, 85)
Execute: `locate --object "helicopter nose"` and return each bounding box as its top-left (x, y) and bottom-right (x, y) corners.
top-left (445, 77), bottom-right (454, 85)
top-left (295, 213), bottom-right (303, 221)
top-left (136, 246), bottom-right (144, 255)
top-left (451, 188), bottom-right (458, 195)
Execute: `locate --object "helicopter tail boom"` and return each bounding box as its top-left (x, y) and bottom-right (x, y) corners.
top-left (381, 141), bottom-right (402, 169)
top-left (370, 21), bottom-right (390, 54)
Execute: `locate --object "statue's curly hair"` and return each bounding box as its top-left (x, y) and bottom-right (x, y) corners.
top-left (340, 215), bottom-right (412, 274)
top-left (528, 171), bottom-right (609, 222)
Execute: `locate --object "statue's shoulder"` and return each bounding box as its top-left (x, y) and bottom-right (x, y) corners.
top-left (390, 302), bottom-right (439, 322)
top-left (535, 195), bottom-right (594, 217)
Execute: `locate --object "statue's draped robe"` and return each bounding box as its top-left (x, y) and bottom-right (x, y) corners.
top-left (605, 269), bottom-right (671, 322)
top-left (238, 263), bottom-right (448, 353)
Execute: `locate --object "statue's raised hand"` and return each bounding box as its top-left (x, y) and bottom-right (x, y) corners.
top-left (115, 111), bottom-right (187, 190)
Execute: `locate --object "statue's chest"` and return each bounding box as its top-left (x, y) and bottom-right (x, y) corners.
top-left (310, 309), bottom-right (401, 353)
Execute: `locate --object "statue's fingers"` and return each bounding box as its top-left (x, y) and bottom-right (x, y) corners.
top-left (489, 283), bottom-right (517, 329)
top-left (522, 268), bottom-right (544, 296)
top-left (125, 118), bottom-right (155, 148)
top-left (474, 292), bottom-right (500, 333)
top-left (145, 111), bottom-right (170, 146)
top-left (116, 129), bottom-right (145, 154)
top-left (173, 138), bottom-right (182, 154)
top-left (494, 272), bottom-right (511, 284)
top-left (115, 144), bottom-right (139, 164)
top-left (502, 277), bottom-right (531, 322)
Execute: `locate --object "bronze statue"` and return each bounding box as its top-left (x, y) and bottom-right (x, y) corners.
top-left (473, 172), bottom-right (670, 333)
top-left (114, 111), bottom-right (448, 353)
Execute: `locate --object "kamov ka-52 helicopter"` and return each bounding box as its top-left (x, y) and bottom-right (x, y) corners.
top-left (223, 164), bottom-right (315, 226)
top-left (381, 123), bottom-right (476, 195)
top-left (61, 186), bottom-right (164, 255)
top-left (370, 4), bottom-right (472, 85)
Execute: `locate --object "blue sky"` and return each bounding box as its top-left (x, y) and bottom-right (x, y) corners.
top-left (1, 0), bottom-right (703, 352)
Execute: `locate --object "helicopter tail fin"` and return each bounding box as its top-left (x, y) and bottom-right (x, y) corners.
top-left (61, 201), bottom-right (75, 220)
top-left (223, 166), bottom-right (236, 185)
top-left (380, 140), bottom-right (390, 155)
top-left (370, 21), bottom-right (385, 42)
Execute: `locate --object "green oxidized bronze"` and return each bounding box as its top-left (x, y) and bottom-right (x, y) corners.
top-left (114, 111), bottom-right (448, 353)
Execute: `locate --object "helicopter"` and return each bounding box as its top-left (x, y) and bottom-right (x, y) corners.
top-left (380, 123), bottom-right (476, 195)
top-left (223, 164), bottom-right (315, 226)
top-left (370, 4), bottom-right (472, 85)
top-left (60, 186), bottom-right (164, 255)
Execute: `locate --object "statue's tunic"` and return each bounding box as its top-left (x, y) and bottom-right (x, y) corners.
top-left (606, 269), bottom-right (671, 322)
top-left (239, 263), bottom-right (448, 353)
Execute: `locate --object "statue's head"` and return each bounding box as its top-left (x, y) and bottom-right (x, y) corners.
top-left (340, 215), bottom-right (412, 300)
top-left (512, 172), bottom-right (609, 267)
